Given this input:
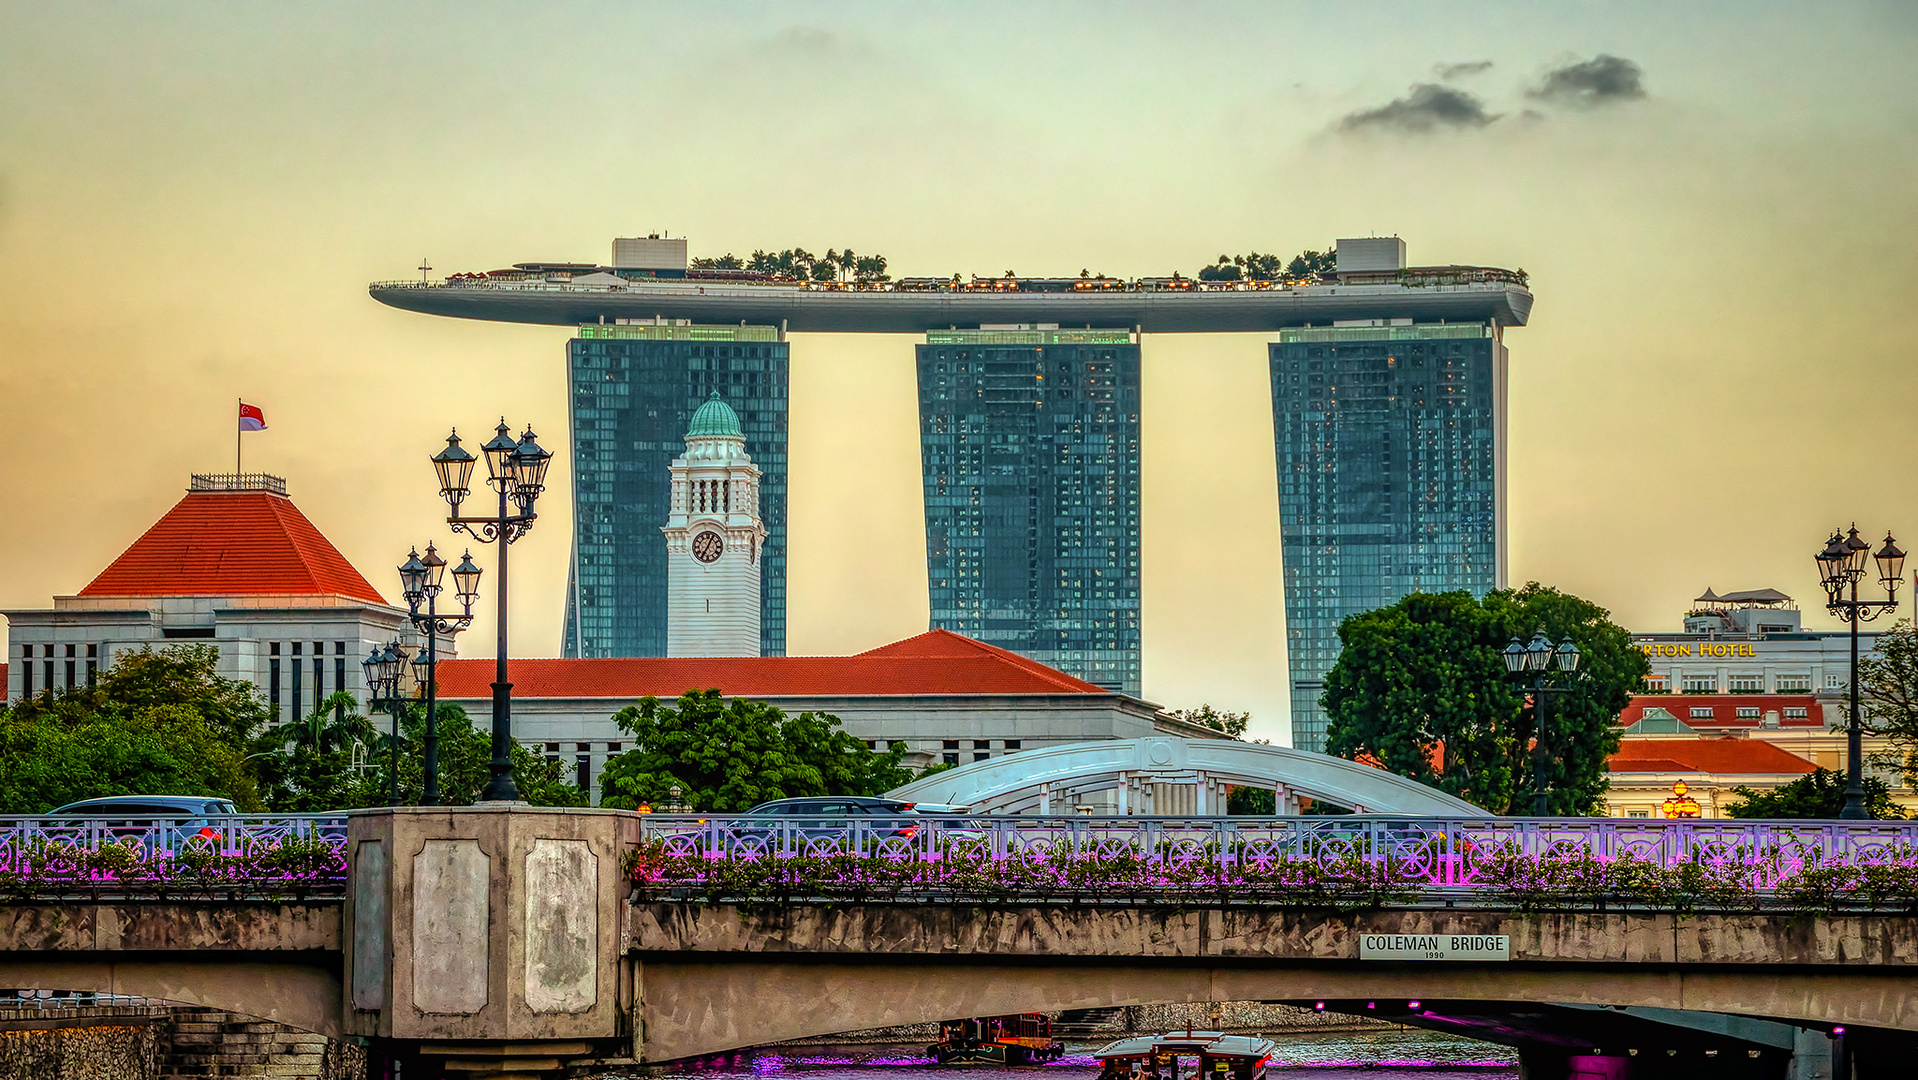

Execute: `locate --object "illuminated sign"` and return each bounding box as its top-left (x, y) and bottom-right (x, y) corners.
top-left (1638, 642), bottom-right (1760, 658)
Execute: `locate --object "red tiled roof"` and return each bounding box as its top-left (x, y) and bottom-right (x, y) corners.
top-left (1621, 694), bottom-right (1822, 727)
top-left (435, 629), bottom-right (1110, 700)
top-left (1608, 738), bottom-right (1816, 776)
top-left (79, 490), bottom-right (385, 604)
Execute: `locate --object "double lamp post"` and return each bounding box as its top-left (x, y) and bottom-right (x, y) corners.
top-left (1503, 632), bottom-right (1581, 817)
top-left (360, 420), bottom-right (549, 806)
top-left (1814, 526), bottom-right (1904, 820)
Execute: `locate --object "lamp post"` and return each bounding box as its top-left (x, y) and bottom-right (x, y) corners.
top-left (432, 421), bottom-right (552, 803)
top-left (397, 544), bottom-right (481, 805)
top-left (1502, 632), bottom-right (1582, 816)
top-left (1814, 526), bottom-right (1904, 819)
top-left (360, 642), bottom-right (407, 806)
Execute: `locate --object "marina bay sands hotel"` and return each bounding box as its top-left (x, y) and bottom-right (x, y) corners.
top-left (370, 236), bottom-right (1532, 751)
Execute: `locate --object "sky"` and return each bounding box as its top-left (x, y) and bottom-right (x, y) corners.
top-left (2, 2), bottom-right (1915, 745)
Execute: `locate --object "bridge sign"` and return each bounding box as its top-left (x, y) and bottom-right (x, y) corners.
top-left (1359, 933), bottom-right (1509, 961)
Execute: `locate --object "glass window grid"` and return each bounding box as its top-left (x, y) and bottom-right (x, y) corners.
top-left (563, 335), bottom-right (790, 658)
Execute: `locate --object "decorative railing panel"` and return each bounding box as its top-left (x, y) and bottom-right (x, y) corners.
top-left (0, 816), bottom-right (349, 897)
top-left (632, 815), bottom-right (1918, 909)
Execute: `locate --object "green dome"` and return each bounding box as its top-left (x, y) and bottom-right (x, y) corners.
top-left (686, 392), bottom-right (742, 437)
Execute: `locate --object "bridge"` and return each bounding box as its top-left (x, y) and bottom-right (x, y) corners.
top-left (2, 806), bottom-right (1915, 1079)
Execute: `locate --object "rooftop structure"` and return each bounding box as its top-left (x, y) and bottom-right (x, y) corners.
top-left (434, 629), bottom-right (1215, 802)
top-left (370, 236), bottom-right (1532, 332)
top-left (3, 474), bottom-right (432, 721)
top-left (1684, 587), bottom-right (1802, 634)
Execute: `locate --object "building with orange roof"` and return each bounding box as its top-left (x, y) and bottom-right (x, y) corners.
top-left (435, 628), bottom-right (1218, 802)
top-left (3, 473), bottom-right (442, 723)
top-left (1603, 733), bottom-right (1826, 818)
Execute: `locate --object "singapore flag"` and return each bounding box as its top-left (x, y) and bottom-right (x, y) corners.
top-left (238, 402), bottom-right (267, 431)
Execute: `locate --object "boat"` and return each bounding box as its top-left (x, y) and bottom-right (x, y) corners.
top-left (928, 1014), bottom-right (1065, 1065)
top-left (1092, 1031), bottom-right (1277, 1080)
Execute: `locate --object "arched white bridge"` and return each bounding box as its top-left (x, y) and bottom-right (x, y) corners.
top-left (887, 737), bottom-right (1478, 816)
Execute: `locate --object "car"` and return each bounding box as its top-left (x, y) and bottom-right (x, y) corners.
top-left (734, 797), bottom-right (924, 846)
top-left (50, 796), bottom-right (240, 817)
top-left (46, 795), bottom-right (243, 853)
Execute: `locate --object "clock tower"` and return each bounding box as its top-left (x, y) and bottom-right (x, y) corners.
top-left (664, 393), bottom-right (767, 656)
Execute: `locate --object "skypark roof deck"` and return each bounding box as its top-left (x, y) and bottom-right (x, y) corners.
top-left (369, 268), bottom-right (1532, 333)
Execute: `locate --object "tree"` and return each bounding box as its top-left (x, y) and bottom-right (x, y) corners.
top-left (1725, 769), bottom-right (1903, 819)
top-left (1860, 620), bottom-right (1918, 784)
top-left (0, 644), bottom-right (266, 813)
top-left (1321, 584), bottom-right (1646, 815)
top-left (1168, 704), bottom-right (1251, 739)
top-left (598, 689), bottom-right (910, 811)
top-left (255, 698), bottom-right (586, 811)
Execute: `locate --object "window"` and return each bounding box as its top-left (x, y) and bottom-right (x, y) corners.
top-left (1735, 707), bottom-right (1760, 720)
top-left (607, 742), bottom-right (621, 753)
top-left (576, 742), bottom-right (591, 752)
top-left (290, 643), bottom-right (303, 720)
top-left (942, 739), bottom-right (959, 750)
top-left (1729, 675), bottom-right (1763, 693)
top-left (576, 755), bottom-right (591, 792)
top-left (1784, 707), bottom-right (1809, 720)
top-left (943, 753), bottom-right (959, 766)
top-left (1682, 675), bottom-right (1717, 693)
top-left (1776, 675), bottom-right (1811, 692)
top-left (1690, 707), bottom-right (1715, 720)
top-left (269, 658), bottom-right (281, 716)
top-left (973, 740), bottom-right (989, 750)
top-left (973, 752), bottom-right (990, 762)
top-left (1627, 810), bottom-right (1650, 819)
top-left (545, 742), bottom-right (560, 752)
top-left (21, 645), bottom-right (32, 697)
top-left (1643, 675), bottom-right (1669, 692)
top-left (1827, 674), bottom-right (1844, 689)
top-left (85, 644), bottom-right (97, 687)
top-left (1003, 739), bottom-right (1021, 751)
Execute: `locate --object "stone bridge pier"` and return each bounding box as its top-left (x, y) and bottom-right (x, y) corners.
top-left (343, 806), bottom-right (639, 1080)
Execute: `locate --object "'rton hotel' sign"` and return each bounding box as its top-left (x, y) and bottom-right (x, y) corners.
top-left (1638, 641), bottom-right (1761, 658)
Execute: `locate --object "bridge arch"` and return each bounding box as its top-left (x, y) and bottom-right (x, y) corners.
top-left (887, 737), bottom-right (1479, 815)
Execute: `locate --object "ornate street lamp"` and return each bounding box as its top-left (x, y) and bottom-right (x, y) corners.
top-left (1814, 525), bottom-right (1904, 819)
top-left (397, 543), bottom-right (480, 805)
top-left (361, 642), bottom-right (408, 806)
top-left (1504, 632), bottom-right (1581, 816)
top-left (1660, 779), bottom-right (1701, 819)
top-left (434, 421), bottom-right (553, 803)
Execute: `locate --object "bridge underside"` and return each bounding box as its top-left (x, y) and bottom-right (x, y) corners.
top-left (0, 959), bottom-right (342, 1038)
top-left (629, 903), bottom-right (1918, 1064)
top-left (636, 958), bottom-right (1915, 1062)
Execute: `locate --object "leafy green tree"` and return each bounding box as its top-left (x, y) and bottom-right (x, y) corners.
top-left (251, 695), bottom-right (586, 811)
top-left (1725, 768), bottom-right (1903, 819)
top-left (251, 691), bottom-right (382, 812)
top-left (1168, 704), bottom-right (1251, 739)
top-left (0, 644), bottom-right (268, 813)
top-left (599, 689), bottom-right (910, 811)
top-left (1322, 584), bottom-right (1646, 815)
top-left (1860, 620), bottom-right (1918, 784)
top-left (1486, 583), bottom-right (1646, 814)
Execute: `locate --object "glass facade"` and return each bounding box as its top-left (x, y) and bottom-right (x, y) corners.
top-left (1271, 323), bottom-right (1507, 752)
top-left (563, 324), bottom-right (788, 658)
top-left (916, 329), bottom-right (1142, 695)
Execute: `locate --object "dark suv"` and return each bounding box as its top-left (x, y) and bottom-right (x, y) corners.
top-left (735, 797), bottom-right (922, 845)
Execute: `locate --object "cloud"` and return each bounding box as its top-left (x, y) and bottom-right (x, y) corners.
top-left (1338, 83), bottom-right (1499, 134)
top-left (1435, 60), bottom-right (1493, 81)
top-left (1529, 54), bottom-right (1647, 107)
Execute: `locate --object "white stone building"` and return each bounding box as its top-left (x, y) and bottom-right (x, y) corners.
top-left (2, 474), bottom-right (445, 721)
top-left (664, 393), bottom-right (766, 657)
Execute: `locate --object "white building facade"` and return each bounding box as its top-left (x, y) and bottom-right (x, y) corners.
top-left (3, 474), bottom-right (448, 722)
top-left (664, 393), bottom-right (766, 657)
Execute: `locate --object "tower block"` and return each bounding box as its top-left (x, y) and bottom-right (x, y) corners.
top-left (664, 393), bottom-right (766, 656)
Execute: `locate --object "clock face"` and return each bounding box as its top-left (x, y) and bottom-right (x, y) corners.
top-left (691, 531), bottom-right (725, 563)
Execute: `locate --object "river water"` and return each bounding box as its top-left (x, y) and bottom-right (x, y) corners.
top-left (626, 1030), bottom-right (1517, 1080)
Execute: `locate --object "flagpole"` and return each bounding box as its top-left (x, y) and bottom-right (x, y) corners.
top-left (237, 398), bottom-right (242, 475)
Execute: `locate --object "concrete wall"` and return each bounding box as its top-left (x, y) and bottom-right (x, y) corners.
top-left (0, 903), bottom-right (343, 1038)
top-left (628, 904), bottom-right (1918, 1061)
